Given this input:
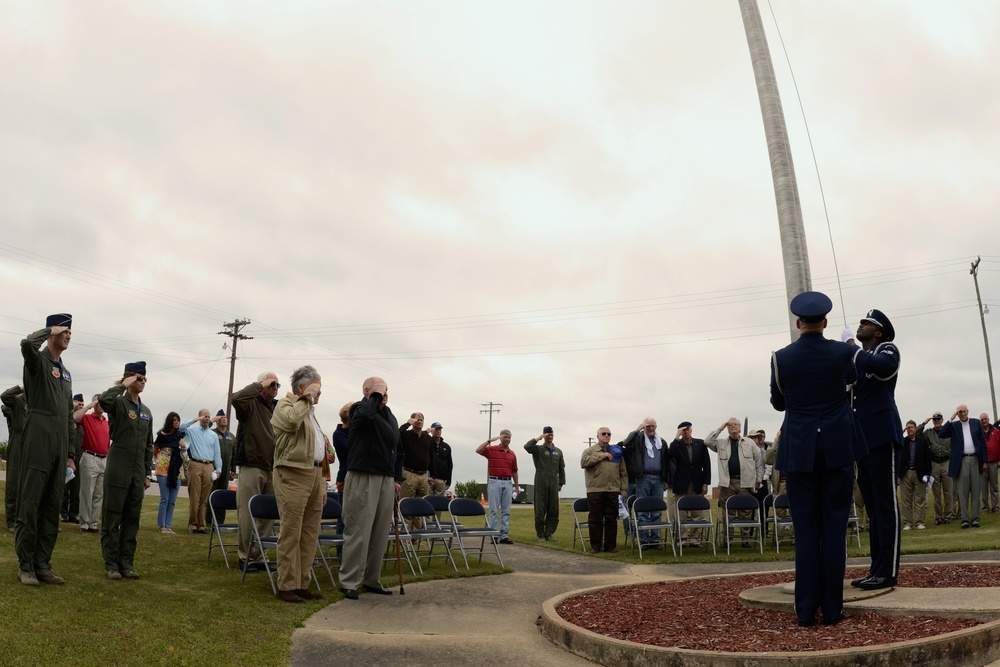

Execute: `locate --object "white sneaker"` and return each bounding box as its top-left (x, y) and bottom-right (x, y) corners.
top-left (916, 523), bottom-right (925, 530)
top-left (902, 524), bottom-right (912, 531)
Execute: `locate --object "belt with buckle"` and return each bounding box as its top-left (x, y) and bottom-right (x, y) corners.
top-left (489, 476), bottom-right (512, 481)
top-left (84, 450), bottom-right (107, 459)
top-left (404, 467), bottom-right (427, 475)
top-left (192, 458), bottom-right (214, 465)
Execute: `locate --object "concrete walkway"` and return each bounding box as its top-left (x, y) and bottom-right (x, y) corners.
top-left (289, 545), bottom-right (1000, 667)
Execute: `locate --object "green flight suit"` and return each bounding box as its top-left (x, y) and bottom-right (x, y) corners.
top-left (99, 384), bottom-right (153, 573)
top-left (62, 421), bottom-right (84, 520)
top-left (15, 328), bottom-right (74, 573)
top-left (2, 386), bottom-right (27, 530)
top-left (205, 427), bottom-right (236, 526)
top-left (524, 438), bottom-right (566, 539)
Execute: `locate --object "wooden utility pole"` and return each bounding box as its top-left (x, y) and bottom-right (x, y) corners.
top-left (971, 257), bottom-right (997, 418)
top-left (480, 401), bottom-right (502, 440)
top-left (583, 437), bottom-right (595, 448)
top-left (219, 319), bottom-right (252, 422)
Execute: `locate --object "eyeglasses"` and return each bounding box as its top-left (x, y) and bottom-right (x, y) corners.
top-left (599, 432), bottom-right (611, 436)
top-left (273, 383), bottom-right (281, 389)
top-left (135, 376), bottom-right (147, 383)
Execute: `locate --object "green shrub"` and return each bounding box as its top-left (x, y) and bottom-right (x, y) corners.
top-left (454, 480), bottom-right (482, 499)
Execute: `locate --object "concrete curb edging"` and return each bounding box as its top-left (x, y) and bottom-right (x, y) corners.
top-left (540, 581), bottom-right (1000, 667)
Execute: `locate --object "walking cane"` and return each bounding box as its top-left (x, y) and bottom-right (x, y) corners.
top-left (393, 491), bottom-right (406, 595)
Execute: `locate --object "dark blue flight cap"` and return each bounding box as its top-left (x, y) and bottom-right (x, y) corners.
top-left (789, 291), bottom-right (832, 324)
top-left (124, 361), bottom-right (147, 376)
top-left (861, 309), bottom-right (895, 342)
top-left (216, 409), bottom-right (225, 417)
top-left (542, 426), bottom-right (554, 434)
top-left (46, 313), bottom-right (72, 328)
top-left (73, 394), bottom-right (84, 402)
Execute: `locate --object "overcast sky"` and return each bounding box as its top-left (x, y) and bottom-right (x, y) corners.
top-left (2, 1), bottom-right (997, 496)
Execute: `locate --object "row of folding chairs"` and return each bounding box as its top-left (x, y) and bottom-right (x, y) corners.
top-left (207, 490), bottom-right (504, 595)
top-left (572, 491), bottom-right (857, 558)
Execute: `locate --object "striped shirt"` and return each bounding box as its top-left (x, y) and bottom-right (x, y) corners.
top-left (480, 445), bottom-right (518, 478)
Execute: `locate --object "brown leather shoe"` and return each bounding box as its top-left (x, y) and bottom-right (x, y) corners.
top-left (35, 569), bottom-right (65, 585)
top-left (295, 589), bottom-right (324, 600)
top-left (276, 589), bottom-right (304, 603)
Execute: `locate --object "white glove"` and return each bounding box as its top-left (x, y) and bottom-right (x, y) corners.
top-left (211, 471), bottom-right (219, 481)
top-left (841, 326), bottom-right (854, 344)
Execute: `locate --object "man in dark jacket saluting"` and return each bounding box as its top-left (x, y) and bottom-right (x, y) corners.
top-left (666, 421), bottom-right (710, 547)
top-left (339, 376), bottom-right (403, 599)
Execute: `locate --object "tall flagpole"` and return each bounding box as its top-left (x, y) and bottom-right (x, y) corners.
top-left (739, 0), bottom-right (811, 341)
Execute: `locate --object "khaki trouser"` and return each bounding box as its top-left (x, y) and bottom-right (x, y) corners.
top-left (339, 471), bottom-right (395, 591)
top-left (899, 469), bottom-right (927, 526)
top-left (982, 462), bottom-right (999, 512)
top-left (400, 469), bottom-right (430, 530)
top-left (273, 465), bottom-right (324, 592)
top-left (187, 461), bottom-right (214, 531)
top-left (929, 460), bottom-right (954, 521)
top-left (428, 478), bottom-right (448, 496)
top-left (237, 466), bottom-right (274, 561)
top-left (79, 451), bottom-right (106, 531)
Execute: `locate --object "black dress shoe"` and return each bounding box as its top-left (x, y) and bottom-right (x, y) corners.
top-left (797, 619), bottom-right (815, 627)
top-left (340, 588), bottom-right (359, 600)
top-left (961, 521), bottom-right (970, 529)
top-left (361, 584), bottom-right (393, 595)
top-left (822, 616), bottom-right (843, 626)
top-left (858, 576), bottom-right (897, 590)
top-left (850, 574), bottom-right (872, 587)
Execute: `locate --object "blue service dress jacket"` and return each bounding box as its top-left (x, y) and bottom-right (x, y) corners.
top-left (851, 342), bottom-right (902, 450)
top-left (770, 332), bottom-right (866, 471)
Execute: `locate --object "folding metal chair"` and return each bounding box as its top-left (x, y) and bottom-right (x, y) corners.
top-left (571, 497), bottom-right (590, 552)
top-left (399, 497), bottom-right (457, 573)
top-left (447, 498), bottom-right (503, 569)
top-left (721, 493), bottom-right (764, 554)
top-left (630, 496), bottom-right (674, 558)
top-left (622, 494), bottom-right (637, 548)
top-left (423, 494), bottom-right (460, 531)
top-left (316, 494), bottom-right (345, 588)
top-left (846, 500), bottom-right (862, 548)
top-left (207, 489), bottom-right (240, 568)
top-left (770, 493), bottom-right (795, 552)
top-left (675, 495), bottom-right (715, 556)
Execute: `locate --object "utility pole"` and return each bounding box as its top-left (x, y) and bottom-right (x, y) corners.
top-left (219, 319), bottom-right (252, 422)
top-left (480, 402), bottom-right (502, 440)
top-left (971, 257), bottom-right (997, 418)
top-left (583, 437), bottom-right (595, 448)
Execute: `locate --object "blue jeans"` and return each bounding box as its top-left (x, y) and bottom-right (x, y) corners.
top-left (157, 476), bottom-right (180, 529)
top-left (636, 474), bottom-right (664, 544)
top-left (487, 478), bottom-right (513, 538)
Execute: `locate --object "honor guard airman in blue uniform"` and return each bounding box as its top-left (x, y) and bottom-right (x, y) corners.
top-left (843, 309), bottom-right (902, 591)
top-left (771, 292), bottom-right (865, 627)
top-left (16, 313), bottom-right (75, 586)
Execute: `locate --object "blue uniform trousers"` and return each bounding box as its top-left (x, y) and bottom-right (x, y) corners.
top-left (786, 461), bottom-right (853, 622)
top-left (856, 443), bottom-right (901, 579)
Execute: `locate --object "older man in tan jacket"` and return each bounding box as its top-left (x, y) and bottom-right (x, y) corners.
top-left (581, 426), bottom-right (629, 553)
top-left (706, 418), bottom-right (765, 546)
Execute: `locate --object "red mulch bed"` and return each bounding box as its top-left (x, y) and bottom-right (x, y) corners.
top-left (555, 565), bottom-right (1000, 653)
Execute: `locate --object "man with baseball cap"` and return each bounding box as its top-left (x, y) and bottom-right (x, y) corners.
top-left (772, 291), bottom-right (863, 626)
top-left (16, 313), bottom-right (75, 586)
top-left (843, 308), bottom-right (902, 590)
top-left (918, 411), bottom-right (953, 524)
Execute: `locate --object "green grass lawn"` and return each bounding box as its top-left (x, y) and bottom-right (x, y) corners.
top-left (0, 482), bottom-right (503, 667)
top-left (1, 485), bottom-right (995, 666)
